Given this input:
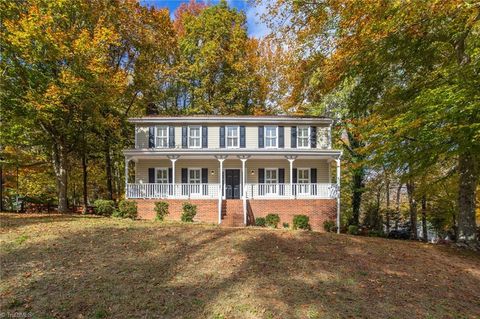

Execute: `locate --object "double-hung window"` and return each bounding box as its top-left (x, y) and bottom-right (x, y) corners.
top-left (265, 168), bottom-right (278, 195)
top-left (265, 126), bottom-right (277, 148)
top-left (188, 168), bottom-right (201, 194)
top-left (155, 126), bottom-right (168, 148)
top-left (297, 168), bottom-right (310, 194)
top-left (297, 126), bottom-right (310, 148)
top-left (188, 126), bottom-right (201, 148)
top-left (156, 168), bottom-right (169, 183)
top-left (226, 126), bottom-right (239, 148)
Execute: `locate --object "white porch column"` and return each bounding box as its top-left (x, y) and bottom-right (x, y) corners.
top-left (125, 157), bottom-right (129, 199)
top-left (215, 155), bottom-right (228, 224)
top-left (238, 155), bottom-right (250, 225)
top-left (336, 157), bottom-right (341, 234)
top-left (168, 155), bottom-right (180, 197)
top-left (285, 155), bottom-right (297, 199)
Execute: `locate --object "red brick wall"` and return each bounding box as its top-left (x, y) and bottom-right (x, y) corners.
top-left (247, 199), bottom-right (337, 232)
top-left (134, 199), bottom-right (218, 224)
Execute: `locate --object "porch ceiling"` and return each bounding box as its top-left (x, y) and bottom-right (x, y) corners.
top-left (124, 148), bottom-right (342, 161)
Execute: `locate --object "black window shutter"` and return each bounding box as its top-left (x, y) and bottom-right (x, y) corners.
top-left (168, 126), bottom-right (175, 148)
top-left (181, 168), bottom-right (188, 183)
top-left (310, 126), bottom-right (317, 148)
top-left (168, 168), bottom-right (172, 183)
top-left (148, 168), bottom-right (155, 183)
top-left (310, 168), bottom-right (317, 183)
top-left (149, 127), bottom-right (155, 148)
top-left (278, 168), bottom-right (285, 183)
top-left (291, 126), bottom-right (297, 148)
top-left (258, 126), bottom-right (264, 148)
top-left (201, 168), bottom-right (208, 195)
top-left (201, 168), bottom-right (208, 183)
top-left (202, 126), bottom-right (208, 148)
top-left (292, 168), bottom-right (297, 183)
top-left (182, 126), bottom-right (187, 148)
top-left (220, 126), bottom-right (225, 148)
top-left (278, 126), bottom-right (284, 148)
top-left (258, 168), bottom-right (265, 183)
top-left (240, 126), bottom-right (246, 148)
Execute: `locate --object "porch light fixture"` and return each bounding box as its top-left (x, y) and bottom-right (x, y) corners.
top-left (210, 170), bottom-right (215, 175)
top-left (250, 170), bottom-right (255, 175)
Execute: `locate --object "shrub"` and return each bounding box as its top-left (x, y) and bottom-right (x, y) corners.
top-left (117, 200), bottom-right (138, 219)
top-left (255, 217), bottom-right (266, 227)
top-left (181, 202), bottom-right (197, 222)
top-left (283, 222), bottom-right (289, 229)
top-left (265, 214), bottom-right (280, 228)
top-left (348, 225), bottom-right (359, 235)
top-left (323, 220), bottom-right (335, 232)
top-left (292, 215), bottom-right (311, 230)
top-left (154, 201), bottom-right (169, 221)
top-left (93, 200), bottom-right (115, 216)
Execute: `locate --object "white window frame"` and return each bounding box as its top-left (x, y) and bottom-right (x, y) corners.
top-left (297, 168), bottom-right (310, 195)
top-left (188, 168), bottom-right (201, 184)
top-left (297, 126), bottom-right (311, 149)
top-left (188, 126), bottom-right (202, 149)
top-left (155, 168), bottom-right (169, 184)
top-left (226, 126), bottom-right (240, 149)
top-left (264, 168), bottom-right (278, 195)
top-left (155, 126), bottom-right (169, 148)
top-left (188, 168), bottom-right (202, 194)
top-left (264, 126), bottom-right (278, 149)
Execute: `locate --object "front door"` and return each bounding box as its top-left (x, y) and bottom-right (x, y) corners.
top-left (225, 169), bottom-right (241, 199)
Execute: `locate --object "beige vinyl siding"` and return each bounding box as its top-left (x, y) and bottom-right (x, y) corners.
top-left (135, 159), bottom-right (330, 183)
top-left (134, 123), bottom-right (331, 150)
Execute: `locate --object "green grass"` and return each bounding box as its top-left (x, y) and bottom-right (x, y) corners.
top-left (1, 213), bottom-right (479, 318)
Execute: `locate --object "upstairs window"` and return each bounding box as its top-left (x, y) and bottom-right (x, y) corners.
top-left (297, 126), bottom-right (310, 148)
top-left (226, 126), bottom-right (239, 148)
top-left (265, 126), bottom-right (277, 148)
top-left (188, 126), bottom-right (201, 148)
top-left (155, 126), bottom-right (168, 148)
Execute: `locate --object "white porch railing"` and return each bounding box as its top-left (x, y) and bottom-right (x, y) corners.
top-left (245, 183), bottom-right (338, 199)
top-left (126, 183), bottom-right (338, 200)
top-left (126, 183), bottom-right (220, 199)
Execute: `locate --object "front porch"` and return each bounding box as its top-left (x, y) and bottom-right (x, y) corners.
top-left (123, 151), bottom-right (342, 230)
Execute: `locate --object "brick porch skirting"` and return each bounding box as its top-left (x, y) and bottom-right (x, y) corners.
top-left (134, 199), bottom-right (218, 224)
top-left (247, 199), bottom-right (337, 232)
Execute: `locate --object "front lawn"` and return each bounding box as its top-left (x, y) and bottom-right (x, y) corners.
top-left (1, 213), bottom-right (479, 318)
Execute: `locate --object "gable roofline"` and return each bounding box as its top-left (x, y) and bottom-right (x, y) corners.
top-left (128, 115), bottom-right (333, 125)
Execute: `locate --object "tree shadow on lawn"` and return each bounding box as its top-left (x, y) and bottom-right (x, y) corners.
top-left (0, 213), bottom-right (95, 231)
top-left (1, 224), bottom-right (479, 319)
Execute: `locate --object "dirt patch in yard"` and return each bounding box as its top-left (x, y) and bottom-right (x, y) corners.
top-left (1, 213), bottom-right (479, 318)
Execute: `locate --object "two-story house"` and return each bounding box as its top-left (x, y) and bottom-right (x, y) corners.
top-left (123, 115), bottom-right (342, 231)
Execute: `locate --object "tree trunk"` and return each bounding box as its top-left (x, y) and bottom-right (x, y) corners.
top-left (406, 180), bottom-right (418, 240)
top-left (82, 152), bottom-right (88, 214)
top-left (457, 152), bottom-right (478, 243)
top-left (350, 166), bottom-right (365, 226)
top-left (52, 143), bottom-right (68, 213)
top-left (104, 136), bottom-right (113, 200)
top-left (421, 195), bottom-right (428, 242)
top-left (385, 177), bottom-right (391, 234)
top-left (395, 184), bottom-right (402, 230)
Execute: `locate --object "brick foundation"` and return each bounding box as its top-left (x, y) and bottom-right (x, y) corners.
top-left (247, 199), bottom-right (337, 232)
top-left (133, 198), bottom-right (336, 231)
top-left (134, 199), bottom-right (218, 224)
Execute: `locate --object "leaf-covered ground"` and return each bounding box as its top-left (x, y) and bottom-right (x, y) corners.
top-left (1, 213), bottom-right (479, 319)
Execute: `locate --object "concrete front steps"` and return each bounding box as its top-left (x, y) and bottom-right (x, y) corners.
top-left (220, 199), bottom-right (245, 227)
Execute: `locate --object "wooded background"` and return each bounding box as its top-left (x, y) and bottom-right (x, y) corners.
top-left (1, 0), bottom-right (478, 244)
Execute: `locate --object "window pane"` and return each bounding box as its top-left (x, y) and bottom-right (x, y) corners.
top-left (189, 127), bottom-right (201, 147)
top-left (265, 127), bottom-right (277, 147)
